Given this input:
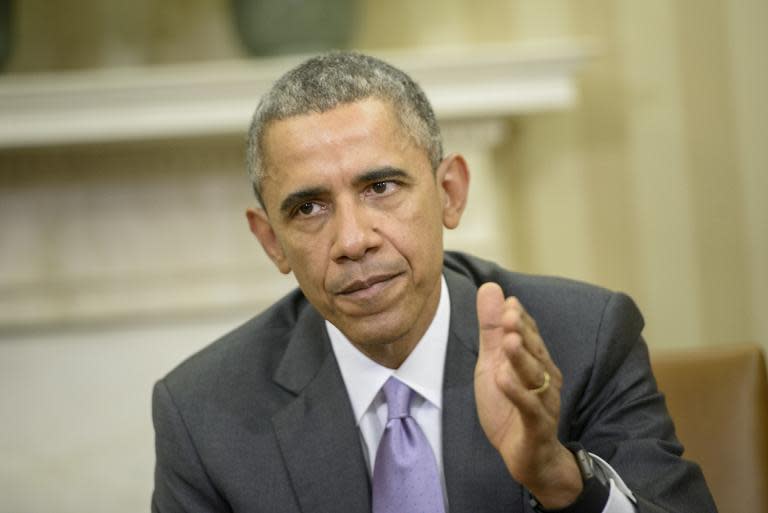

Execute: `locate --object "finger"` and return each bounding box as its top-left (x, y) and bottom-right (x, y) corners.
top-left (495, 317), bottom-right (562, 412)
top-left (519, 310), bottom-right (551, 362)
top-left (494, 358), bottom-right (553, 427)
top-left (495, 360), bottom-right (561, 435)
top-left (499, 299), bottom-right (559, 378)
top-left (477, 282), bottom-right (505, 330)
top-left (500, 334), bottom-right (561, 411)
top-left (477, 282), bottom-right (506, 352)
top-left (500, 332), bottom-right (543, 389)
top-left (483, 290), bottom-right (563, 395)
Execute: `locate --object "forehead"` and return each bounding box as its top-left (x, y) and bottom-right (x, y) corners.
top-left (263, 98), bottom-right (405, 164)
top-left (260, 99), bottom-right (427, 203)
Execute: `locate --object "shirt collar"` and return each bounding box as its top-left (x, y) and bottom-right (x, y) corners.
top-left (327, 274), bottom-right (451, 424)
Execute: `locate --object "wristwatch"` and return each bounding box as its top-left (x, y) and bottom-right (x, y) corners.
top-left (528, 442), bottom-right (611, 513)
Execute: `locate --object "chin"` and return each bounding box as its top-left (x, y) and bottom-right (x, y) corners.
top-left (348, 324), bottom-right (405, 347)
top-left (338, 314), bottom-right (411, 347)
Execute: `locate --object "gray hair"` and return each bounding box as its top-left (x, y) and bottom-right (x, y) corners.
top-left (246, 51), bottom-right (443, 206)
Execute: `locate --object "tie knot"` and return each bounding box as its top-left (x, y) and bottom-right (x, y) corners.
top-left (382, 377), bottom-right (412, 420)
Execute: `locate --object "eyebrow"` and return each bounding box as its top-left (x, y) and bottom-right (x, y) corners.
top-left (279, 186), bottom-right (330, 216)
top-left (352, 166), bottom-right (411, 187)
top-left (278, 166), bottom-right (412, 216)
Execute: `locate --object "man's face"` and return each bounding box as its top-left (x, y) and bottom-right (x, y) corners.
top-left (248, 98), bottom-right (467, 364)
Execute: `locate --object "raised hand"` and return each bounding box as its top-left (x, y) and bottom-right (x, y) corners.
top-left (474, 282), bottom-right (582, 509)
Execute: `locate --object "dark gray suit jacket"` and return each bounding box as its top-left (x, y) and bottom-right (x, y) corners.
top-left (152, 251), bottom-right (716, 512)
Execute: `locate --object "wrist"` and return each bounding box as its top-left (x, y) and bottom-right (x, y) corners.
top-left (529, 443), bottom-right (611, 513)
top-left (525, 444), bottom-right (583, 509)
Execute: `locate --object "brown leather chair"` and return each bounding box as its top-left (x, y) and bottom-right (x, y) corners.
top-left (651, 344), bottom-right (768, 513)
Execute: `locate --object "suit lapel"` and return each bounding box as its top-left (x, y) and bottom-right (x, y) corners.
top-left (271, 305), bottom-right (371, 513)
top-left (442, 268), bottom-right (524, 512)
top-left (268, 266), bottom-right (524, 513)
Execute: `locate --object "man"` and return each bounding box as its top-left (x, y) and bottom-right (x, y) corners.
top-left (152, 52), bottom-right (716, 513)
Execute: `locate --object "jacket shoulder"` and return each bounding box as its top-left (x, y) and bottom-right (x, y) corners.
top-left (444, 250), bottom-right (644, 361)
top-left (444, 250), bottom-right (617, 310)
top-left (159, 287), bottom-right (311, 401)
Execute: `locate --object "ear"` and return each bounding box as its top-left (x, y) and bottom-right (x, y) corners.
top-left (246, 208), bottom-right (292, 274)
top-left (436, 153), bottom-right (470, 229)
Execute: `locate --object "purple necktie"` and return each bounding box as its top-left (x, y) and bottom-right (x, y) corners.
top-left (372, 377), bottom-right (446, 513)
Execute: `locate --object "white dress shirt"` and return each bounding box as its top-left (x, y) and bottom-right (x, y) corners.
top-left (327, 275), bottom-right (637, 512)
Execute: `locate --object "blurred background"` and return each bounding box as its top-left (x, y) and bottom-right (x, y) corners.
top-left (0, 0), bottom-right (765, 511)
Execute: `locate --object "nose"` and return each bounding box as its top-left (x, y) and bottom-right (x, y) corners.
top-left (330, 199), bottom-right (381, 262)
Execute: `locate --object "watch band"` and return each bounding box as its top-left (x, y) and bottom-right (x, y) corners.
top-left (528, 443), bottom-right (610, 513)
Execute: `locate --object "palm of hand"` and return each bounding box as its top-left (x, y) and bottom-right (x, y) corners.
top-left (474, 342), bottom-right (525, 453)
top-left (473, 282), bottom-right (565, 487)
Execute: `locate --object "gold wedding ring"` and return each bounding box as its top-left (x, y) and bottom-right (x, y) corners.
top-left (530, 371), bottom-right (550, 395)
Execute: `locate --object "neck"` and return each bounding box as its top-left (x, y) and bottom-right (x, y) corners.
top-left (354, 338), bottom-right (419, 369)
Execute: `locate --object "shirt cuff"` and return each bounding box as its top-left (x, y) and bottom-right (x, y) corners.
top-left (591, 453), bottom-right (637, 513)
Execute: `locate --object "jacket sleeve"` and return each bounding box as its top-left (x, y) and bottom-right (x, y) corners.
top-left (152, 379), bottom-right (231, 513)
top-left (571, 292), bottom-right (718, 513)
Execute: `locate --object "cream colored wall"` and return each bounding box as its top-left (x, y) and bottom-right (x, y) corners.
top-left (0, 314), bottom-right (247, 513)
top-left (566, 0), bottom-right (764, 352)
top-left (1, 1), bottom-right (766, 512)
top-left (725, 0), bottom-right (768, 354)
top-left (8, 0), bottom-right (242, 70)
top-left (12, 0), bottom-right (763, 350)
top-left (357, 0), bottom-right (767, 352)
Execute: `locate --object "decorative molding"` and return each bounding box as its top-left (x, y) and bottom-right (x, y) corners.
top-left (0, 42), bottom-right (593, 149)
top-left (0, 42), bottom-right (592, 330)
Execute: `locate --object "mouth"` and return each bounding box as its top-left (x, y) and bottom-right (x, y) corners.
top-left (338, 273), bottom-right (402, 296)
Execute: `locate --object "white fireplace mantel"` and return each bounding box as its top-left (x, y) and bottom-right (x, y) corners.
top-left (0, 42), bottom-right (592, 330)
top-left (0, 42), bottom-right (592, 149)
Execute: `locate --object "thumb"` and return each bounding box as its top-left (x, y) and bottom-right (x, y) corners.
top-left (477, 282), bottom-right (506, 351)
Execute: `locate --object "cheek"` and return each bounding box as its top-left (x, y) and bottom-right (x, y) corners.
top-left (406, 191), bottom-right (444, 236)
top-left (281, 237), bottom-right (329, 291)
top-left (385, 195), bottom-right (444, 266)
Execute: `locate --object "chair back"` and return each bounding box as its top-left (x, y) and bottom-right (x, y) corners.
top-left (651, 343), bottom-right (768, 513)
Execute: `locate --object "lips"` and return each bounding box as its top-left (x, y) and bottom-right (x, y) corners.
top-left (338, 273), bottom-right (401, 296)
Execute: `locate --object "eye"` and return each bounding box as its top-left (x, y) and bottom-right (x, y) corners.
top-left (366, 181), bottom-right (398, 196)
top-left (372, 181), bottom-right (389, 194)
top-left (296, 202), bottom-right (322, 217)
